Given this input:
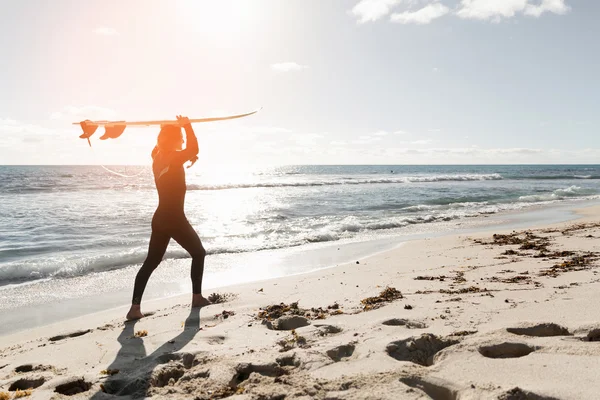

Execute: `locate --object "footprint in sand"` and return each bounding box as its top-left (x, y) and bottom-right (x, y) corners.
top-left (478, 342), bottom-right (537, 359)
top-left (179, 369), bottom-right (210, 383)
top-left (207, 335), bottom-right (226, 345)
top-left (314, 324), bottom-right (343, 336)
top-left (506, 323), bottom-right (570, 337)
top-left (382, 318), bottom-right (428, 329)
top-left (276, 353), bottom-right (301, 367)
top-left (266, 315), bottom-right (311, 331)
top-left (14, 364), bottom-right (56, 374)
top-left (14, 365), bottom-right (36, 373)
top-left (8, 377), bottom-right (46, 391)
top-left (400, 378), bottom-right (559, 400)
top-left (386, 334), bottom-right (460, 366)
top-left (400, 375), bottom-right (461, 400)
top-left (155, 353), bottom-right (182, 365)
top-left (326, 343), bottom-right (356, 362)
top-left (155, 351), bottom-right (205, 369)
top-left (232, 362), bottom-right (286, 386)
top-left (498, 386), bottom-right (562, 400)
top-left (585, 328), bottom-right (600, 342)
top-left (150, 364), bottom-right (186, 388)
top-left (54, 378), bottom-right (92, 396)
top-left (48, 329), bottom-right (91, 342)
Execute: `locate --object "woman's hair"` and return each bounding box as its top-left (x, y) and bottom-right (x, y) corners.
top-left (151, 124), bottom-right (183, 159)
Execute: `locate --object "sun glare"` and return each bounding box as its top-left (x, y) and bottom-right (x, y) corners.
top-left (178, 1), bottom-right (255, 38)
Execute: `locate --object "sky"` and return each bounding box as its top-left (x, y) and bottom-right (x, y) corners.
top-left (0, 0), bottom-right (599, 165)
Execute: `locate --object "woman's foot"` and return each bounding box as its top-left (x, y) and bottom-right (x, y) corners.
top-left (191, 294), bottom-right (212, 308)
top-left (126, 305), bottom-right (144, 320)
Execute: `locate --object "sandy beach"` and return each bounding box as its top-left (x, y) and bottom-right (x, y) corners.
top-left (2, 0), bottom-right (598, 398)
top-left (1, 205), bottom-right (600, 400)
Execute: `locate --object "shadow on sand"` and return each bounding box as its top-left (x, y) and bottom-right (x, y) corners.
top-left (90, 307), bottom-right (202, 399)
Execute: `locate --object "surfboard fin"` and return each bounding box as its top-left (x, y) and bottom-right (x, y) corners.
top-left (79, 120), bottom-right (99, 140)
top-left (99, 123), bottom-right (127, 140)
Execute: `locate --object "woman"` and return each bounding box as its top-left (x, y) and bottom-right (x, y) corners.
top-left (126, 115), bottom-right (211, 320)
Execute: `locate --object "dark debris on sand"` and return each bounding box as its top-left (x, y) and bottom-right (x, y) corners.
top-left (474, 231), bottom-right (551, 252)
top-left (539, 253), bottom-right (599, 277)
top-left (360, 287), bottom-right (403, 311)
top-left (498, 386), bottom-right (562, 400)
top-left (207, 292), bottom-right (237, 304)
top-left (533, 250), bottom-right (575, 259)
top-left (215, 310), bottom-right (236, 319)
top-left (277, 329), bottom-right (309, 352)
top-left (474, 227), bottom-right (600, 278)
top-left (440, 286), bottom-right (486, 295)
top-left (489, 275), bottom-right (541, 286)
top-left (257, 302), bottom-right (343, 322)
top-left (415, 275), bottom-right (448, 281)
top-left (414, 271), bottom-right (466, 284)
top-left (541, 221), bottom-right (600, 237)
top-left (451, 330), bottom-right (478, 337)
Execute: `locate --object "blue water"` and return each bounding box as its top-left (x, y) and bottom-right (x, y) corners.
top-left (1, 164), bottom-right (600, 287)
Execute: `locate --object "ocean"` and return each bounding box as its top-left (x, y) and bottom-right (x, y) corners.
top-left (2, 164), bottom-right (600, 286)
top-left (1, 164), bottom-right (600, 332)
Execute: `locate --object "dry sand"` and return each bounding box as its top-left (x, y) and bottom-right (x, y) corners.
top-left (2, 206), bottom-right (600, 399)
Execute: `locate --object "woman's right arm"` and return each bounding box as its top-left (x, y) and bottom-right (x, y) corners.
top-left (171, 116), bottom-right (199, 165)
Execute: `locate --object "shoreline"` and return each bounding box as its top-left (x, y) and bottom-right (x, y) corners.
top-left (1, 198), bottom-right (598, 337)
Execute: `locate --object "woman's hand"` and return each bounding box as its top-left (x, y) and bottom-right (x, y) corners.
top-left (176, 115), bottom-right (191, 126)
top-left (187, 155), bottom-right (198, 169)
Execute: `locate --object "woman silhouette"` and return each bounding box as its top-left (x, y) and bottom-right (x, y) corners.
top-left (127, 116), bottom-right (210, 320)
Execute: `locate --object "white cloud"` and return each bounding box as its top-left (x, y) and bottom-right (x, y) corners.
top-left (50, 106), bottom-right (117, 122)
top-left (423, 147), bottom-right (543, 155)
top-left (456, 0), bottom-right (570, 21)
top-left (411, 139), bottom-right (433, 145)
top-left (390, 2), bottom-right (450, 24)
top-left (393, 138), bottom-right (434, 145)
top-left (432, 67), bottom-right (440, 72)
top-left (352, 0), bottom-right (571, 25)
top-left (351, 0), bottom-right (402, 23)
top-left (271, 62), bottom-right (309, 72)
top-left (394, 130), bottom-right (409, 135)
top-left (0, 118), bottom-right (70, 147)
top-left (491, 147), bottom-right (543, 154)
top-left (456, 0), bottom-right (528, 20)
top-left (373, 130), bottom-right (390, 136)
top-left (524, 0), bottom-right (570, 17)
top-left (93, 27), bottom-right (119, 36)
top-left (0, 118), bottom-right (54, 136)
top-left (0, 118), bottom-right (18, 126)
top-left (352, 135), bottom-right (383, 144)
top-left (301, 133), bottom-right (325, 139)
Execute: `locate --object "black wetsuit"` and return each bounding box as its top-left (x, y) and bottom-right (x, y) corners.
top-left (131, 125), bottom-right (205, 305)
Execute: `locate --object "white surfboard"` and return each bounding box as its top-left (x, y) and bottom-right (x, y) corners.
top-left (73, 108), bottom-right (261, 127)
top-left (75, 108), bottom-right (262, 142)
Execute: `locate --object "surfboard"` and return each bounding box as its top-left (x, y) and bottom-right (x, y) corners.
top-left (75, 108), bottom-right (261, 143)
top-left (73, 108), bottom-right (261, 127)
